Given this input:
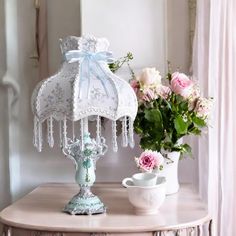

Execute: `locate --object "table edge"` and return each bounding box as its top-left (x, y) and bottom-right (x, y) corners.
top-left (0, 214), bottom-right (212, 233)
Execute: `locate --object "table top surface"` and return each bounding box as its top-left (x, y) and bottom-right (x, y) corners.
top-left (0, 183), bottom-right (211, 233)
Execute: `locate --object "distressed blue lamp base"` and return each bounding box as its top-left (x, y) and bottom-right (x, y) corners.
top-left (63, 186), bottom-right (106, 215)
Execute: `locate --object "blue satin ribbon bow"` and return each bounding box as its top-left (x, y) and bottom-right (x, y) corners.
top-left (64, 50), bottom-right (115, 98)
top-left (65, 50), bottom-right (114, 64)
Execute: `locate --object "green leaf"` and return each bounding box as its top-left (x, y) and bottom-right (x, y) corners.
top-left (192, 116), bottom-right (206, 127)
top-left (144, 109), bottom-right (164, 140)
top-left (181, 144), bottom-right (192, 154)
top-left (134, 116), bottom-right (143, 134)
top-left (178, 143), bottom-right (193, 159)
top-left (144, 109), bottom-right (162, 123)
top-left (174, 115), bottom-right (188, 134)
top-left (179, 101), bottom-right (188, 111)
top-left (149, 128), bottom-right (164, 142)
top-left (134, 126), bottom-right (143, 134)
top-left (175, 95), bottom-right (184, 104)
top-left (189, 127), bottom-right (201, 135)
top-left (164, 100), bottom-right (172, 110)
top-left (140, 137), bottom-right (161, 151)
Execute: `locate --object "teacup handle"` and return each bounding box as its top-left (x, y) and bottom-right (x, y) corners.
top-left (122, 178), bottom-right (133, 188)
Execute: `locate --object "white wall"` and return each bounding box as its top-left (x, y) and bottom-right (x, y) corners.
top-left (81, 0), bottom-right (167, 75)
top-left (2, 0), bottom-right (197, 202)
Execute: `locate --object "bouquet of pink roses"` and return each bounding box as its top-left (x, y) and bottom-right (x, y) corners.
top-left (130, 68), bottom-right (212, 156)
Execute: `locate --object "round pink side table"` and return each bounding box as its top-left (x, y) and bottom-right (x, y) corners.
top-left (0, 183), bottom-right (212, 236)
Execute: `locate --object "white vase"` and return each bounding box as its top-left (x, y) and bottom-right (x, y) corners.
top-left (153, 151), bottom-right (180, 195)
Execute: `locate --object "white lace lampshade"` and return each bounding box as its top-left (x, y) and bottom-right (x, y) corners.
top-left (31, 35), bottom-right (138, 215)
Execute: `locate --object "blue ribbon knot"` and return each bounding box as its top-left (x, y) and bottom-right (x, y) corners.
top-left (65, 50), bottom-right (114, 64)
top-left (64, 50), bottom-right (115, 98)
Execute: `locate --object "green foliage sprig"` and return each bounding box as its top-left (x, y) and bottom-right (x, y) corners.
top-left (109, 52), bottom-right (135, 79)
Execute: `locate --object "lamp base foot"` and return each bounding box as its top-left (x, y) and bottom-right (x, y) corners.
top-left (63, 187), bottom-right (106, 215)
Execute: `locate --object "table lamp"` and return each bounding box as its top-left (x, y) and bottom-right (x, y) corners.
top-left (31, 35), bottom-right (138, 215)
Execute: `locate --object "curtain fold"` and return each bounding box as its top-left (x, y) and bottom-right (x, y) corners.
top-left (193, 0), bottom-right (236, 235)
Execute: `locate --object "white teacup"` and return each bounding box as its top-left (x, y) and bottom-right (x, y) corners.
top-left (125, 177), bottom-right (166, 215)
top-left (122, 172), bottom-right (157, 187)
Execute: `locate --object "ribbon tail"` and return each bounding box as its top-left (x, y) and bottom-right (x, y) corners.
top-left (90, 61), bottom-right (110, 97)
top-left (95, 51), bottom-right (115, 64)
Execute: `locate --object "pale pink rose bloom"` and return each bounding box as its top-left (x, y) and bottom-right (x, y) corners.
top-left (156, 85), bottom-right (171, 99)
top-left (136, 90), bottom-right (146, 102)
top-left (144, 88), bottom-right (157, 101)
top-left (171, 72), bottom-right (194, 98)
top-left (130, 79), bottom-right (139, 94)
top-left (138, 88), bottom-right (157, 102)
top-left (141, 94), bottom-right (150, 102)
top-left (194, 97), bottom-right (213, 118)
top-left (137, 150), bottom-right (164, 172)
top-left (138, 152), bottom-right (156, 171)
top-left (137, 68), bottom-right (162, 87)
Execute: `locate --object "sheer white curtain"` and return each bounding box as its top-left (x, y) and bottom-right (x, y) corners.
top-left (193, 0), bottom-right (236, 235)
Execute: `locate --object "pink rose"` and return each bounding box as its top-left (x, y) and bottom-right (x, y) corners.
top-left (137, 68), bottom-right (162, 87)
top-left (171, 72), bottom-right (193, 98)
top-left (142, 88), bottom-right (157, 102)
top-left (156, 85), bottom-right (171, 99)
top-left (135, 150), bottom-right (164, 172)
top-left (130, 79), bottom-right (139, 94)
top-left (136, 88), bottom-right (157, 102)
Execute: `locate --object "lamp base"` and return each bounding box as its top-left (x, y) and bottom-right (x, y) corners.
top-left (63, 186), bottom-right (106, 215)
